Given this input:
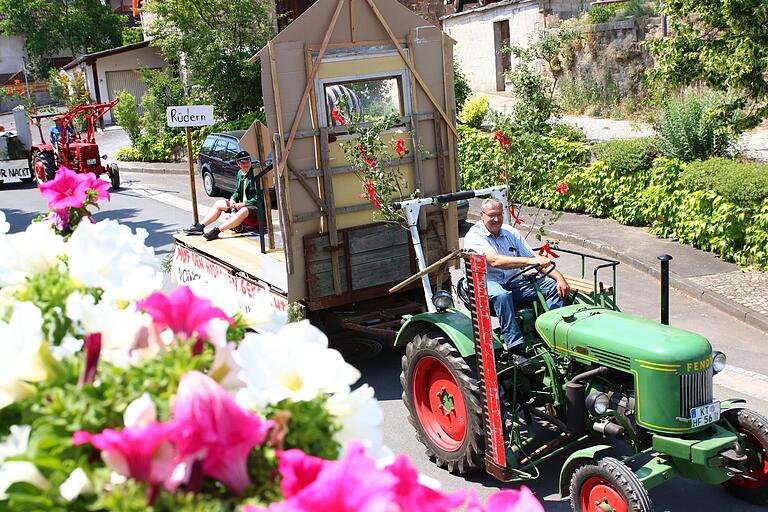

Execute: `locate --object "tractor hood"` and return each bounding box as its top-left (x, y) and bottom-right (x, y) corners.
top-left (535, 305), bottom-right (712, 371)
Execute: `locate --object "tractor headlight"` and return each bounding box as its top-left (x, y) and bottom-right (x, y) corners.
top-left (712, 351), bottom-right (727, 374)
top-left (432, 290), bottom-right (454, 312)
top-left (586, 392), bottom-right (610, 415)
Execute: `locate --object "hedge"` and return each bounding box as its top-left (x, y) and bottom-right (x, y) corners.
top-left (457, 126), bottom-right (768, 268)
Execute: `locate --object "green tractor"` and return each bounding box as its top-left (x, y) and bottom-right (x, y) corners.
top-left (394, 245), bottom-right (768, 511)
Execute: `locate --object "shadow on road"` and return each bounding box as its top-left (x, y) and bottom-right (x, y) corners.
top-left (93, 206), bottom-right (178, 256)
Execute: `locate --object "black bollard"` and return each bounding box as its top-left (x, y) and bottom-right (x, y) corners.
top-left (657, 254), bottom-right (672, 325)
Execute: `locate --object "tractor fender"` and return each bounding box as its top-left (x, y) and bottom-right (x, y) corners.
top-left (558, 444), bottom-right (613, 499)
top-left (394, 310), bottom-right (477, 358)
top-left (30, 144), bottom-right (54, 154)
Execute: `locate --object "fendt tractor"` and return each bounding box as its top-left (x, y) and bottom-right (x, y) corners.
top-left (392, 190), bottom-right (768, 511)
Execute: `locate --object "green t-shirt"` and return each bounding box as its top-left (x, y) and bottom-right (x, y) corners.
top-left (231, 167), bottom-right (265, 221)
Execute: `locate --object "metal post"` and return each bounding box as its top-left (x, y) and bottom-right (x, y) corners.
top-left (658, 254), bottom-right (672, 325)
top-left (185, 127), bottom-right (199, 225)
top-left (660, 0), bottom-right (667, 38)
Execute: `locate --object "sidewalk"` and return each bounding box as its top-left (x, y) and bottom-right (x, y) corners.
top-left (467, 199), bottom-right (768, 333)
top-left (118, 161), bottom-right (189, 175)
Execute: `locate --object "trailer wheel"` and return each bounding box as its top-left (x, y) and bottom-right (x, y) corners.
top-left (32, 151), bottom-right (56, 185)
top-left (570, 457), bottom-right (653, 512)
top-left (723, 408), bottom-right (768, 505)
top-left (401, 331), bottom-right (484, 474)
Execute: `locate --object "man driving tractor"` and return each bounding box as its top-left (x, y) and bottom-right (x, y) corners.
top-left (184, 150), bottom-right (268, 241)
top-left (49, 117), bottom-right (75, 145)
top-left (464, 198), bottom-right (570, 365)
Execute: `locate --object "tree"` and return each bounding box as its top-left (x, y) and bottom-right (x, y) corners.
top-left (145, 0), bottom-right (275, 121)
top-left (647, 0), bottom-right (768, 131)
top-left (0, 0), bottom-right (125, 78)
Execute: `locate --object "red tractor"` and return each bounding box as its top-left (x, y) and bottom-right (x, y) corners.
top-left (29, 99), bottom-right (121, 189)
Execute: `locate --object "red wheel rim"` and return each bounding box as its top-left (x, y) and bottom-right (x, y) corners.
top-left (731, 428), bottom-right (768, 489)
top-left (34, 159), bottom-right (46, 182)
top-left (411, 355), bottom-right (468, 451)
top-left (580, 476), bottom-right (628, 512)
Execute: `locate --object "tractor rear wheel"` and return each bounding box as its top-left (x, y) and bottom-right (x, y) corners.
top-left (32, 151), bottom-right (56, 185)
top-left (401, 330), bottom-right (484, 474)
top-left (570, 457), bottom-right (653, 512)
top-left (723, 408), bottom-right (768, 505)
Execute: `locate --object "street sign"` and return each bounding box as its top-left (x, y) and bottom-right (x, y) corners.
top-left (166, 105), bottom-right (215, 128)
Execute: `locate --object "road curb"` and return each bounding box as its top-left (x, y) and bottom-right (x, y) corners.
top-left (117, 162), bottom-right (190, 175)
top-left (467, 212), bottom-right (768, 333)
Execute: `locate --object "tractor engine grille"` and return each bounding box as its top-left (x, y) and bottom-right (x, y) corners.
top-left (77, 146), bottom-right (100, 171)
top-left (679, 368), bottom-right (713, 417)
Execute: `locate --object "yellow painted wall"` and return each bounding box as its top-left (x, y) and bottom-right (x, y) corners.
top-left (318, 55), bottom-right (404, 80)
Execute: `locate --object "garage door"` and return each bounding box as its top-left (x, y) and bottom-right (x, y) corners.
top-left (105, 69), bottom-right (156, 114)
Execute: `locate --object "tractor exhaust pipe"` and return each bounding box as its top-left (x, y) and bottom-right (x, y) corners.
top-left (566, 366), bottom-right (610, 434)
top-left (657, 254), bottom-right (673, 325)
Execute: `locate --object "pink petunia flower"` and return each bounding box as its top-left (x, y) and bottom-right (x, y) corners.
top-left (385, 455), bottom-right (465, 512)
top-left (38, 166), bottom-right (91, 209)
top-left (47, 207), bottom-right (70, 232)
top-left (171, 371), bottom-right (273, 495)
top-left (80, 172), bottom-right (111, 202)
top-left (276, 449), bottom-right (326, 498)
top-left (136, 285), bottom-right (230, 350)
top-left (72, 422), bottom-right (177, 485)
top-left (465, 487), bottom-right (544, 512)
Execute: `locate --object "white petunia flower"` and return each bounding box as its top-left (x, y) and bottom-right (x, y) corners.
top-left (234, 320), bottom-right (360, 409)
top-left (0, 210), bottom-right (9, 235)
top-left (0, 426), bottom-right (49, 499)
top-left (51, 334), bottom-right (84, 361)
top-left (66, 292), bottom-right (151, 367)
top-left (59, 467), bottom-right (92, 502)
top-left (0, 302), bottom-right (54, 409)
top-left (326, 384), bottom-right (384, 455)
top-left (66, 220), bottom-right (162, 302)
top-left (0, 222), bottom-right (65, 287)
top-left (209, 341), bottom-right (246, 393)
top-left (123, 393), bottom-right (157, 428)
top-left (189, 279), bottom-right (287, 334)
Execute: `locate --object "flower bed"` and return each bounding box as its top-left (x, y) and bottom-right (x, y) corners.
top-left (0, 167), bottom-right (543, 510)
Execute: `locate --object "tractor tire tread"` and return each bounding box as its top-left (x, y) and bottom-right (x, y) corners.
top-left (722, 408), bottom-right (768, 505)
top-left (569, 457), bottom-right (653, 512)
top-left (400, 331), bottom-right (484, 474)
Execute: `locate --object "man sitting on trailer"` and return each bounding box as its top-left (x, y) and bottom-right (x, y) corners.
top-left (464, 198), bottom-right (570, 365)
top-left (184, 150), bottom-right (268, 241)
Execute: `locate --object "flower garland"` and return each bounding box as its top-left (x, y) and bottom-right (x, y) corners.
top-left (0, 167), bottom-right (544, 511)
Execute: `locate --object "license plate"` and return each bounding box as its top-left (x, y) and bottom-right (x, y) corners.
top-left (86, 158), bottom-right (97, 165)
top-left (690, 401), bottom-right (720, 428)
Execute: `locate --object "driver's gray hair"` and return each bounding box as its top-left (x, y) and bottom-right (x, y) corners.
top-left (481, 197), bottom-right (503, 212)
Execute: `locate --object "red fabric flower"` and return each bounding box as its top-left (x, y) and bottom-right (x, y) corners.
top-left (494, 130), bottom-right (511, 151)
top-left (510, 209), bottom-right (523, 225)
top-left (394, 138), bottom-right (407, 158)
top-left (358, 146), bottom-right (376, 168)
top-left (14, 87), bottom-right (23, 94)
top-left (538, 242), bottom-right (560, 259)
top-left (13, 79), bottom-right (20, 85)
top-left (5, 89), bottom-right (12, 97)
top-left (499, 167), bottom-right (506, 184)
top-left (364, 181), bottom-right (381, 208)
top-left (556, 182), bottom-right (570, 195)
top-left (331, 106), bottom-right (347, 126)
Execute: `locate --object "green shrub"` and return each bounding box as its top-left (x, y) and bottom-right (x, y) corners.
top-left (458, 124), bottom-right (503, 190)
top-left (587, 5), bottom-right (619, 24)
top-left (551, 123), bottom-right (586, 142)
top-left (655, 90), bottom-right (737, 162)
top-left (592, 137), bottom-right (657, 175)
top-left (680, 157), bottom-right (768, 206)
top-left (115, 147), bottom-right (141, 161)
top-left (454, 59), bottom-right (472, 114)
top-left (113, 90), bottom-right (141, 145)
top-left (459, 95), bottom-right (489, 128)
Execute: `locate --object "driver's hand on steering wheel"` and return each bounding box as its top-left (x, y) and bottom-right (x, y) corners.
top-left (556, 277), bottom-right (571, 299)
top-left (528, 255), bottom-right (552, 270)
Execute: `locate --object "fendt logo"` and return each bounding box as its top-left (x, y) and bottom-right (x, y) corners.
top-left (686, 357), bottom-right (713, 373)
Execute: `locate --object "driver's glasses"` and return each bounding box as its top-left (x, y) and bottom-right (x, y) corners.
top-left (482, 211), bottom-right (502, 220)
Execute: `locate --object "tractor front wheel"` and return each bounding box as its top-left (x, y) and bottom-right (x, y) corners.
top-left (723, 408), bottom-right (768, 505)
top-left (570, 457), bottom-right (653, 512)
top-left (32, 151), bottom-right (56, 185)
top-left (401, 330), bottom-right (484, 474)
top-left (108, 163), bottom-right (120, 189)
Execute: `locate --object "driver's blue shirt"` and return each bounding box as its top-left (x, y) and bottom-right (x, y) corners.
top-left (464, 220), bottom-right (535, 286)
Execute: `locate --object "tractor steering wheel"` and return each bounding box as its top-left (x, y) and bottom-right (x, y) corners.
top-left (504, 261), bottom-right (557, 288)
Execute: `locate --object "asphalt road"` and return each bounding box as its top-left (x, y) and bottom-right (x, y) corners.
top-left (2, 173), bottom-right (767, 511)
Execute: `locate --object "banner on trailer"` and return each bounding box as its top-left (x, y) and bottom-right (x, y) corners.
top-left (172, 244), bottom-right (288, 314)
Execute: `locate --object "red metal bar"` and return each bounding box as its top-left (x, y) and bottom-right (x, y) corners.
top-left (467, 253), bottom-right (506, 468)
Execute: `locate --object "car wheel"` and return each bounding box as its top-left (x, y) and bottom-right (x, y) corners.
top-left (202, 169), bottom-right (219, 196)
top-left (401, 330), bottom-right (484, 474)
top-left (570, 457), bottom-right (653, 512)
